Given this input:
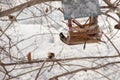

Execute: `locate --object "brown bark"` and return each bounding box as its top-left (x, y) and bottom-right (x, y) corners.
top-left (0, 0), bottom-right (61, 17)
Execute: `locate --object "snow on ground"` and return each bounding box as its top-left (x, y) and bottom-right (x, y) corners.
top-left (7, 19), bottom-right (120, 59)
top-left (5, 21), bottom-right (120, 80)
top-left (1, 0), bottom-right (120, 80)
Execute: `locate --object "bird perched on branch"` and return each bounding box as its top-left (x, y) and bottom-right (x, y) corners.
top-left (59, 32), bottom-right (67, 43)
top-left (8, 15), bottom-right (17, 21)
top-left (48, 52), bottom-right (55, 59)
top-left (114, 22), bottom-right (120, 29)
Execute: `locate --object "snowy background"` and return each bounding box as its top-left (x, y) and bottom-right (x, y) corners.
top-left (1, 0), bottom-right (120, 80)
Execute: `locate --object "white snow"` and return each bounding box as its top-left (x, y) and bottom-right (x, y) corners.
top-left (1, 0), bottom-right (120, 80)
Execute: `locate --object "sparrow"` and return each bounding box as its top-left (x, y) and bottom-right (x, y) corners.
top-left (48, 52), bottom-right (55, 59)
top-left (114, 23), bottom-right (120, 29)
top-left (59, 32), bottom-right (67, 43)
top-left (8, 15), bottom-right (17, 21)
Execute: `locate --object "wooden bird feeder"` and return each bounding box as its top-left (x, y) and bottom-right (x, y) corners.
top-left (60, 0), bottom-right (102, 45)
top-left (59, 17), bottom-right (102, 45)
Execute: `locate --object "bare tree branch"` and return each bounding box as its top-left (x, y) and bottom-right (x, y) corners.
top-left (49, 61), bottom-right (120, 80)
top-left (0, 0), bottom-right (61, 17)
top-left (1, 54), bottom-right (119, 66)
top-left (0, 0), bottom-right (118, 18)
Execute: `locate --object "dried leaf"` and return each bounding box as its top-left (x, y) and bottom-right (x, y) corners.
top-left (45, 7), bottom-right (49, 13)
top-left (27, 52), bottom-right (31, 62)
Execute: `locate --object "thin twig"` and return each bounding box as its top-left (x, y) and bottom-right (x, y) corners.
top-left (49, 61), bottom-right (120, 79)
top-left (35, 59), bottom-right (47, 80)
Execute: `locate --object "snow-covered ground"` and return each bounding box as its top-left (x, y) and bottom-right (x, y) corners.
top-left (1, 0), bottom-right (120, 80)
top-left (4, 17), bottom-right (120, 80)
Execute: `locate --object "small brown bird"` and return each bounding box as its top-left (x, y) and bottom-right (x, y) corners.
top-left (48, 52), bottom-right (55, 59)
top-left (27, 52), bottom-right (31, 62)
top-left (59, 32), bottom-right (67, 43)
top-left (114, 23), bottom-right (120, 29)
top-left (8, 15), bottom-right (17, 21)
